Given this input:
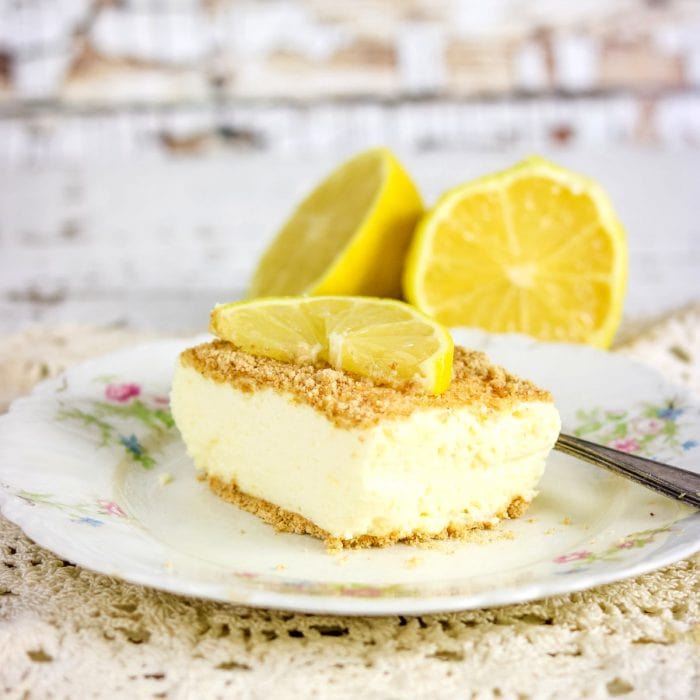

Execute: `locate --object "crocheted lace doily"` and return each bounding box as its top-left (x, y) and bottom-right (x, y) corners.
top-left (1, 310), bottom-right (699, 699)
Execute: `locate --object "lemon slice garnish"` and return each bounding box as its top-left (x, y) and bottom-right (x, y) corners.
top-left (210, 296), bottom-right (454, 395)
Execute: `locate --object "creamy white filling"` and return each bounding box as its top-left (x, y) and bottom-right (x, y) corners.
top-left (171, 363), bottom-right (561, 539)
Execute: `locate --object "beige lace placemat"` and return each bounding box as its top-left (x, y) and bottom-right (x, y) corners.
top-left (1, 310), bottom-right (699, 700)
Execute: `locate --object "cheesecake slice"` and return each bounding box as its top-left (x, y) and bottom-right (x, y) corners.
top-left (171, 340), bottom-right (561, 548)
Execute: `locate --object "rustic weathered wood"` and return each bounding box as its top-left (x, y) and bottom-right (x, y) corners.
top-left (1, 149), bottom-right (698, 334)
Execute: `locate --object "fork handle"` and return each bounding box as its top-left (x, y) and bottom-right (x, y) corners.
top-left (555, 433), bottom-right (700, 509)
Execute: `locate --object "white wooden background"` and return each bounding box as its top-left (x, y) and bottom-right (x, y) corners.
top-left (1, 147), bottom-right (699, 337)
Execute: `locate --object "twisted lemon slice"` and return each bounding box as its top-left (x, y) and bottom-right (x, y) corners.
top-left (210, 296), bottom-right (454, 395)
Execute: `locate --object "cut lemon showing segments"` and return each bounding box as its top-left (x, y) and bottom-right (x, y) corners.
top-left (249, 147), bottom-right (423, 299)
top-left (210, 296), bottom-right (454, 395)
top-left (403, 156), bottom-right (628, 349)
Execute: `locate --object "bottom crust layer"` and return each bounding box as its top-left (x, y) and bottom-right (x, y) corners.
top-left (207, 474), bottom-right (529, 550)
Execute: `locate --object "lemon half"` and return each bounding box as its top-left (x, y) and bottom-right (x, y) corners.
top-left (249, 148), bottom-right (423, 299)
top-left (403, 156), bottom-right (628, 348)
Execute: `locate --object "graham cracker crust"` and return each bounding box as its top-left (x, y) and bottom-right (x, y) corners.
top-left (180, 341), bottom-right (552, 430)
top-left (208, 474), bottom-right (529, 550)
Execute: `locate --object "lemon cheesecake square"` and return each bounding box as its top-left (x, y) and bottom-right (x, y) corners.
top-left (170, 340), bottom-right (561, 549)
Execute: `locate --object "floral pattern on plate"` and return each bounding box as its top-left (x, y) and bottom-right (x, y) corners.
top-left (573, 399), bottom-right (699, 457)
top-left (57, 380), bottom-right (174, 468)
top-left (553, 526), bottom-right (674, 574)
top-left (12, 489), bottom-right (131, 527)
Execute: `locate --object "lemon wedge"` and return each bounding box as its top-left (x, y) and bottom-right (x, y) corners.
top-left (210, 296), bottom-right (454, 395)
top-left (403, 156), bottom-right (628, 348)
top-left (249, 148), bottom-right (423, 299)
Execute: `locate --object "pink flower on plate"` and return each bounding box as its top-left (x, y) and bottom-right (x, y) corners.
top-left (105, 382), bottom-right (141, 403)
top-left (632, 417), bottom-right (665, 435)
top-left (553, 550), bottom-right (592, 564)
top-left (609, 437), bottom-right (640, 453)
top-left (97, 499), bottom-right (126, 518)
top-left (617, 541), bottom-right (634, 549)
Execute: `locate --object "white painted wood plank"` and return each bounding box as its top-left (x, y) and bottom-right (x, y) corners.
top-left (1, 148), bottom-right (699, 334)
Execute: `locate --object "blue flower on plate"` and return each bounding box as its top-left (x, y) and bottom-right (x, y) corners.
top-left (74, 516), bottom-right (103, 527)
top-left (119, 433), bottom-right (144, 458)
top-left (681, 440), bottom-right (698, 451)
top-left (657, 406), bottom-right (684, 420)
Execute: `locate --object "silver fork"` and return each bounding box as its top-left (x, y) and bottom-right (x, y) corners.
top-left (555, 433), bottom-right (700, 508)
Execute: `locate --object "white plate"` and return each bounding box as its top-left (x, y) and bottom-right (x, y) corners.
top-left (1, 330), bottom-right (698, 615)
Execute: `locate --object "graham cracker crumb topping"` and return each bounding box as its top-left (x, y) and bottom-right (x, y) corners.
top-left (179, 340), bottom-right (552, 430)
